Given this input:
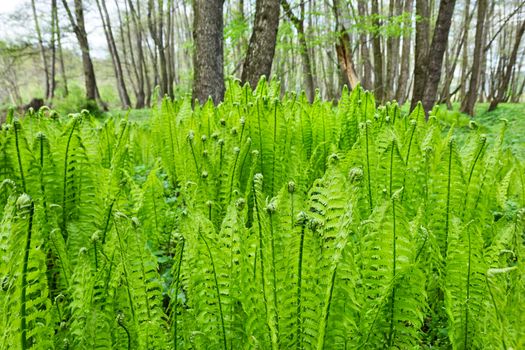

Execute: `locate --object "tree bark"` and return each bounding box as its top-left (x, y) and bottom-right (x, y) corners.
top-left (31, 0), bottom-right (50, 101)
top-left (241, 0), bottom-right (280, 89)
top-left (50, 0), bottom-right (58, 100)
top-left (461, 0), bottom-right (487, 115)
top-left (126, 0), bottom-right (146, 108)
top-left (192, 0), bottom-right (225, 104)
top-left (410, 0), bottom-right (430, 110)
top-left (148, 0), bottom-right (169, 97)
top-left (459, 0), bottom-right (471, 101)
top-left (420, 0), bottom-right (457, 113)
top-left (371, 0), bottom-right (384, 102)
top-left (61, 0), bottom-right (105, 108)
top-left (95, 0), bottom-right (132, 109)
top-left (386, 0), bottom-right (403, 100)
top-left (54, 1), bottom-right (68, 97)
top-left (357, 0), bottom-right (373, 90)
top-left (281, 0), bottom-right (315, 102)
top-left (396, 0), bottom-right (414, 104)
top-left (488, 20), bottom-right (525, 111)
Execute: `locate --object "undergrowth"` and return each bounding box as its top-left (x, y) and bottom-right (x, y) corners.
top-left (0, 80), bottom-right (524, 349)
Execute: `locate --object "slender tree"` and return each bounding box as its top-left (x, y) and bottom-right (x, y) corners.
top-left (396, 0), bottom-right (414, 104)
top-left (95, 0), bottom-right (131, 108)
top-left (488, 20), bottom-right (525, 111)
top-left (241, 0), bottom-right (280, 89)
top-left (193, 0), bottom-right (225, 104)
top-left (416, 0), bottom-right (457, 113)
top-left (461, 0), bottom-right (488, 115)
top-left (31, 0), bottom-right (50, 101)
top-left (281, 0), bottom-right (315, 102)
top-left (61, 0), bottom-right (105, 108)
top-left (410, 0), bottom-right (430, 110)
top-left (371, 0), bottom-right (384, 102)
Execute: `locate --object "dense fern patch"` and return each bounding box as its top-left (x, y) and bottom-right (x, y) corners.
top-left (1, 81), bottom-right (524, 349)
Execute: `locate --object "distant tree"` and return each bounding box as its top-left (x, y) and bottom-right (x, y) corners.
top-left (31, 0), bottom-right (50, 101)
top-left (241, 0), bottom-right (280, 89)
top-left (371, 0), bottom-right (384, 102)
top-left (61, 0), bottom-right (105, 108)
top-left (411, 0), bottom-right (457, 114)
top-left (488, 20), bottom-right (525, 111)
top-left (461, 0), bottom-right (488, 115)
top-left (193, 0), bottom-right (225, 104)
top-left (395, 0), bottom-right (414, 104)
top-left (281, 0), bottom-right (315, 102)
top-left (52, 0), bottom-right (68, 97)
top-left (95, 0), bottom-right (131, 109)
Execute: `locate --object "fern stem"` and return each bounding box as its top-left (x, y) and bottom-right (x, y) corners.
top-left (20, 199), bottom-right (35, 350)
top-left (252, 177), bottom-right (276, 348)
top-left (101, 199), bottom-right (115, 244)
top-left (296, 224), bottom-right (305, 350)
top-left (271, 102), bottom-right (277, 195)
top-left (364, 120), bottom-right (373, 213)
top-left (13, 121), bottom-right (26, 193)
top-left (256, 100), bottom-right (264, 180)
top-left (228, 150), bottom-right (240, 203)
top-left (464, 225), bottom-right (472, 350)
top-left (388, 197), bottom-right (397, 346)
top-left (401, 122), bottom-right (416, 203)
top-left (197, 227), bottom-right (227, 350)
top-left (316, 266), bottom-right (338, 350)
top-left (61, 116), bottom-right (80, 236)
top-left (172, 239), bottom-right (185, 350)
top-left (114, 221), bottom-right (136, 321)
top-left (188, 137), bottom-right (200, 176)
top-left (444, 140), bottom-right (453, 256)
top-left (268, 212), bottom-right (280, 338)
top-left (485, 274), bottom-right (508, 349)
top-left (462, 138), bottom-right (486, 214)
top-left (117, 315), bottom-right (132, 350)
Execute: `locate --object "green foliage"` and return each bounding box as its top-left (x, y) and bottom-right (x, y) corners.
top-left (0, 81), bottom-right (523, 349)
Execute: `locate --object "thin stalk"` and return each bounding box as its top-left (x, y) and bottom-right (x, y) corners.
top-left (172, 239), bottom-right (185, 350)
top-left (464, 225), bottom-right (472, 350)
top-left (20, 199), bottom-right (35, 350)
top-left (61, 117), bottom-right (80, 236)
top-left (388, 197), bottom-right (397, 346)
top-left (13, 122), bottom-right (26, 192)
top-left (296, 223), bottom-right (305, 350)
top-left (197, 228), bottom-right (227, 350)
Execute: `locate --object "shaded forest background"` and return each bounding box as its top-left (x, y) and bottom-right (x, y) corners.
top-left (0, 0), bottom-right (524, 116)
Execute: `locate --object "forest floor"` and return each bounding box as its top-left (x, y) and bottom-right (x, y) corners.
top-left (111, 102), bottom-right (525, 160)
top-left (436, 103), bottom-right (525, 160)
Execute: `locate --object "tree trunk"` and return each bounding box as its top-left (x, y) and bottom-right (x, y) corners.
top-left (61, 0), bottom-right (105, 108)
top-left (95, 0), bottom-right (132, 109)
top-left (488, 20), bottom-right (525, 111)
top-left (332, 0), bottom-right (359, 89)
top-left (281, 0), bottom-right (315, 102)
top-left (193, 0), bottom-right (225, 104)
top-left (54, 1), bottom-right (68, 97)
top-left (148, 0), bottom-right (169, 97)
top-left (461, 0), bottom-right (487, 115)
top-left (410, 0), bottom-right (430, 110)
top-left (241, 0), bottom-right (280, 89)
top-left (127, 0), bottom-right (146, 108)
top-left (357, 0), bottom-right (373, 90)
top-left (396, 0), bottom-right (414, 104)
top-left (50, 0), bottom-right (58, 100)
top-left (459, 0), bottom-right (471, 101)
top-left (420, 0), bottom-right (457, 113)
top-left (386, 0), bottom-right (403, 100)
top-left (31, 0), bottom-right (50, 101)
top-left (371, 0), bottom-right (384, 102)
